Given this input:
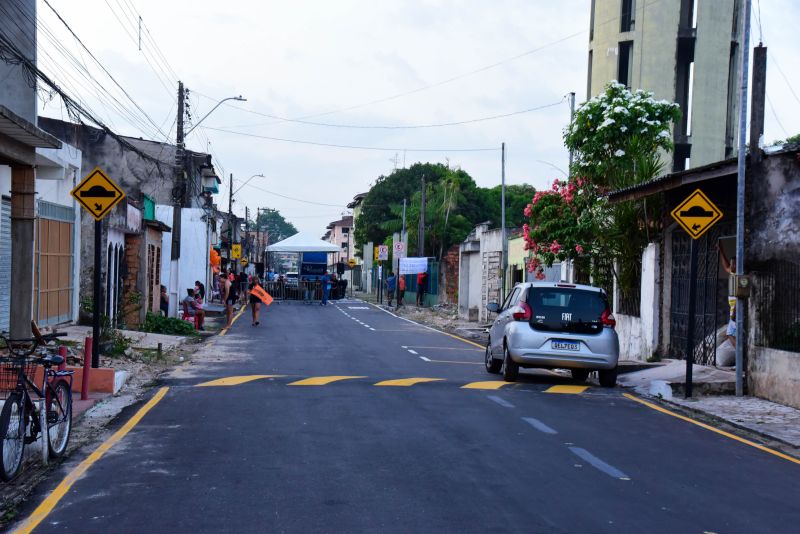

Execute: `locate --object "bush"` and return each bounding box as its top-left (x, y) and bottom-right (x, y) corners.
top-left (141, 312), bottom-right (196, 336)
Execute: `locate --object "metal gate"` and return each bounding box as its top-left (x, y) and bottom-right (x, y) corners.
top-left (669, 222), bottom-right (732, 365)
top-left (0, 198), bottom-right (10, 332)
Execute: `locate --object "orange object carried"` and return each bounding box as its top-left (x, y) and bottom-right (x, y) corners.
top-left (250, 284), bottom-right (273, 306)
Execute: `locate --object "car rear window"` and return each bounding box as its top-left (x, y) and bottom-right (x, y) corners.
top-left (527, 287), bottom-right (608, 335)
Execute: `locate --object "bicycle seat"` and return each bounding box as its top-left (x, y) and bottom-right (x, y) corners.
top-left (40, 354), bottom-right (65, 366)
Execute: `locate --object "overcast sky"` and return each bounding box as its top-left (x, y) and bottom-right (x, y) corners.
top-left (35, 0), bottom-right (800, 235)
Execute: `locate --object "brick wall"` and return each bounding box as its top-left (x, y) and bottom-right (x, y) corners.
top-left (442, 244), bottom-right (460, 304)
top-left (122, 233), bottom-right (142, 328)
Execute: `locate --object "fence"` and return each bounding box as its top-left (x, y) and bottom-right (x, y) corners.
top-left (261, 280), bottom-right (349, 303)
top-left (753, 260), bottom-right (800, 352)
top-left (367, 261), bottom-right (441, 305)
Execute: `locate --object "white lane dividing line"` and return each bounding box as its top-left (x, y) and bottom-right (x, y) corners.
top-left (568, 447), bottom-right (630, 480)
top-left (522, 417), bottom-right (558, 435)
top-left (487, 395), bottom-right (515, 409)
top-left (369, 328), bottom-right (376, 331)
top-left (407, 349), bottom-right (418, 355)
top-left (401, 346), bottom-right (408, 349)
top-left (419, 356), bottom-right (431, 362)
top-left (363, 324), bottom-right (371, 328)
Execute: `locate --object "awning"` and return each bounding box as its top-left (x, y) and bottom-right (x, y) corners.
top-left (0, 105), bottom-right (62, 149)
top-left (266, 232), bottom-right (340, 253)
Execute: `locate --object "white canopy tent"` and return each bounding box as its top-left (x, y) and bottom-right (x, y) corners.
top-left (266, 232), bottom-right (340, 253)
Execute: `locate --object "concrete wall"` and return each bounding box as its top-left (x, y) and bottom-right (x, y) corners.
top-left (614, 243), bottom-right (660, 361)
top-left (748, 347), bottom-right (800, 409)
top-left (0, 0), bottom-right (36, 122)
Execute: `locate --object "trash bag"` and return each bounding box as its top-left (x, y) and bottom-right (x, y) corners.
top-left (716, 339), bottom-right (736, 367)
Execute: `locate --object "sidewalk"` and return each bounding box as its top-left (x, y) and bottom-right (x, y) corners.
top-left (58, 325), bottom-right (189, 351)
top-left (619, 360), bottom-right (800, 449)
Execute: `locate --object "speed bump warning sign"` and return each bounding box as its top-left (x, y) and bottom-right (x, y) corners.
top-left (71, 167), bottom-right (125, 221)
top-left (670, 189), bottom-right (723, 240)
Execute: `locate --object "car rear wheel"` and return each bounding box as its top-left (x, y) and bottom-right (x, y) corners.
top-left (485, 339), bottom-right (502, 374)
top-left (501, 344), bottom-right (518, 382)
top-left (598, 367), bottom-right (618, 388)
top-left (571, 369), bottom-right (590, 382)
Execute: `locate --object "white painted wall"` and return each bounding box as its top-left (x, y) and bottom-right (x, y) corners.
top-left (156, 205), bottom-right (209, 317)
top-left (614, 243), bottom-right (660, 361)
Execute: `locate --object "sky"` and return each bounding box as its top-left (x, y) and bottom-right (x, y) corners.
top-left (31, 0), bottom-right (800, 235)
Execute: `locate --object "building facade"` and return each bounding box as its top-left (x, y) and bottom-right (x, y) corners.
top-left (588, 0), bottom-right (744, 170)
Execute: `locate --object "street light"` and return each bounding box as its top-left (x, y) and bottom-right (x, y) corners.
top-left (186, 95), bottom-right (247, 136)
top-left (233, 173), bottom-right (265, 196)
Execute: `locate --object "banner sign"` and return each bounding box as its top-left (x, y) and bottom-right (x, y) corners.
top-left (399, 257), bottom-right (428, 275)
top-left (250, 284), bottom-right (273, 306)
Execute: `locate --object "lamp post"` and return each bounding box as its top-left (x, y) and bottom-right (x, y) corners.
top-left (186, 95), bottom-right (247, 137)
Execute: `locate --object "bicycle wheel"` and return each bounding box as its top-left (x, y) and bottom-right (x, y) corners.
top-left (0, 392), bottom-right (27, 481)
top-left (46, 380), bottom-right (72, 458)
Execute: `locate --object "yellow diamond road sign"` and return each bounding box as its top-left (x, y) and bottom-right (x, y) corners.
top-left (71, 167), bottom-right (125, 221)
top-left (671, 189), bottom-right (723, 240)
top-left (231, 244), bottom-right (242, 259)
top-left (348, 258), bottom-right (356, 267)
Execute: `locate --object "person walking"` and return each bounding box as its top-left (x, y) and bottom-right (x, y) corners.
top-left (386, 271), bottom-right (397, 307)
top-left (416, 269), bottom-right (427, 307)
top-left (321, 270), bottom-right (331, 306)
top-left (223, 270), bottom-right (238, 328)
top-left (238, 271), bottom-right (249, 306)
top-left (397, 274), bottom-right (405, 308)
top-left (249, 276), bottom-right (262, 326)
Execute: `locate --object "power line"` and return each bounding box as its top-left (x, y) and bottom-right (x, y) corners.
top-left (39, 0), bottom-right (170, 140)
top-left (241, 182), bottom-right (348, 207)
top-left (202, 126), bottom-right (500, 153)
top-left (766, 92), bottom-right (789, 138)
top-left (768, 52), bottom-right (800, 110)
top-left (208, 98), bottom-right (566, 130)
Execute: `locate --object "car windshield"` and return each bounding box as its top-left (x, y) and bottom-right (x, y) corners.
top-left (527, 287), bottom-right (608, 335)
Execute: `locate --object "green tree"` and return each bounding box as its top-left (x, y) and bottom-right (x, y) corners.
top-left (255, 208), bottom-right (298, 244)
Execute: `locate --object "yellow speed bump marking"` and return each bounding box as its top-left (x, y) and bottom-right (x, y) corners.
top-left (461, 381), bottom-right (512, 390)
top-left (288, 376), bottom-right (366, 386)
top-left (374, 377), bottom-right (445, 387)
top-left (623, 393), bottom-right (800, 465)
top-left (15, 387), bottom-right (170, 534)
top-left (196, 375), bottom-right (285, 387)
top-left (545, 385), bottom-right (589, 394)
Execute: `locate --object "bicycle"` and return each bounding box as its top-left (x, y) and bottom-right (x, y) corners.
top-left (0, 329), bottom-right (73, 481)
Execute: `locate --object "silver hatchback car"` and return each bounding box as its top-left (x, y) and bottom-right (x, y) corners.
top-left (485, 282), bottom-right (620, 387)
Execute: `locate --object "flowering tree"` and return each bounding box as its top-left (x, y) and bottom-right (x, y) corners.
top-left (523, 82), bottom-right (680, 289)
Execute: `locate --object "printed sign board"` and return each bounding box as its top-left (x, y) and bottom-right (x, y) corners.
top-left (399, 257), bottom-right (428, 275)
top-left (70, 167), bottom-right (125, 221)
top-left (231, 244), bottom-right (242, 259)
top-left (393, 242), bottom-right (405, 257)
top-left (670, 189), bottom-right (723, 239)
top-left (378, 245), bottom-right (389, 261)
top-left (347, 258), bottom-right (357, 267)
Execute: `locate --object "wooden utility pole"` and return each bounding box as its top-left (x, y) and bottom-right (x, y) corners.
top-left (171, 81), bottom-right (185, 260)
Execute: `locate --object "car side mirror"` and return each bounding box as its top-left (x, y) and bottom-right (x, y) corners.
top-left (486, 302), bottom-right (500, 313)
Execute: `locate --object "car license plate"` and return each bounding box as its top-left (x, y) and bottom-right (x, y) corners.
top-left (552, 340), bottom-right (579, 351)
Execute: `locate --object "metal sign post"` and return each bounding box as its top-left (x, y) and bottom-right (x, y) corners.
top-left (670, 189), bottom-right (723, 398)
top-left (71, 167), bottom-right (125, 368)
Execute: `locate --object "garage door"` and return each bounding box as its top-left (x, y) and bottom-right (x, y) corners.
top-left (0, 197), bottom-right (10, 332)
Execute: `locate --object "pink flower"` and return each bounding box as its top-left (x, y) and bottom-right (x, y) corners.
top-left (575, 244), bottom-right (584, 254)
top-left (549, 241), bottom-right (562, 254)
top-left (523, 204), bottom-right (532, 217)
top-left (535, 270), bottom-right (546, 280)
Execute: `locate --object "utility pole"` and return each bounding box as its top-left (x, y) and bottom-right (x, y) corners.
top-left (171, 81), bottom-right (185, 261)
top-left (568, 92), bottom-right (576, 171)
top-left (734, 0), bottom-right (752, 397)
top-left (418, 175), bottom-right (426, 257)
top-left (245, 205), bottom-right (250, 268)
top-left (228, 172), bottom-right (235, 273)
top-left (501, 142), bottom-right (507, 297)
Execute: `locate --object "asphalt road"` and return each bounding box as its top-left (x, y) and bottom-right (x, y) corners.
top-left (15, 299), bottom-right (800, 533)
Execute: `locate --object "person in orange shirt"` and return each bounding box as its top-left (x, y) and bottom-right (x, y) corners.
top-left (397, 274), bottom-right (406, 308)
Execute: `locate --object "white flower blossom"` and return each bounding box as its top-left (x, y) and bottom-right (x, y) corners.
top-left (598, 117), bottom-right (615, 129)
top-left (614, 149), bottom-right (626, 157)
top-left (620, 126), bottom-right (627, 132)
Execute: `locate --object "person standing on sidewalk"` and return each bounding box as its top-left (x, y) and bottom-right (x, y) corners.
top-left (416, 270), bottom-right (427, 307)
top-left (397, 274), bottom-right (406, 308)
top-left (718, 243), bottom-right (737, 347)
top-left (386, 271), bottom-right (397, 307)
top-left (223, 270), bottom-right (239, 328)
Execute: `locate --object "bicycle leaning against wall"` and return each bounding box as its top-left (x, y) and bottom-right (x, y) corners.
top-left (0, 329), bottom-right (73, 481)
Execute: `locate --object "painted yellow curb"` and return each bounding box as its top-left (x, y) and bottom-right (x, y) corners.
top-left (14, 387), bottom-right (170, 534)
top-left (461, 381), bottom-right (512, 390)
top-left (219, 305), bottom-right (246, 336)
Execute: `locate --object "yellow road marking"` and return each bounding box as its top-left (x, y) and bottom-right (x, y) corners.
top-left (404, 346), bottom-right (483, 352)
top-left (14, 387), bottom-right (170, 534)
top-left (427, 359), bottom-right (483, 365)
top-left (219, 305), bottom-right (246, 336)
top-left (196, 375), bottom-right (285, 387)
top-left (374, 377), bottom-right (445, 387)
top-left (623, 393), bottom-right (800, 465)
top-left (288, 376), bottom-right (366, 386)
top-left (545, 385), bottom-right (589, 394)
top-left (439, 331), bottom-right (485, 349)
top-left (461, 381), bottom-right (511, 390)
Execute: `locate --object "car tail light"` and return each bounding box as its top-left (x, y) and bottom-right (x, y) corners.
top-left (600, 309), bottom-right (616, 329)
top-left (512, 302), bottom-right (532, 321)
